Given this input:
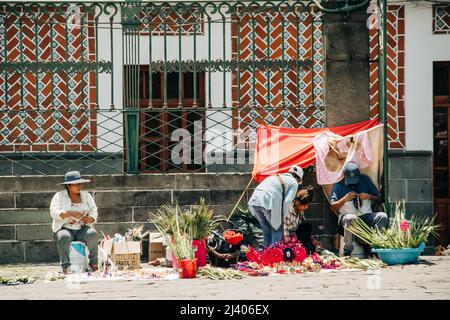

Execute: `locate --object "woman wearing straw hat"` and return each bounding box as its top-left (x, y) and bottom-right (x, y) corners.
top-left (50, 171), bottom-right (99, 274)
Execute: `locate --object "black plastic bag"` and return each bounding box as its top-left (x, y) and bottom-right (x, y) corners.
top-left (228, 205), bottom-right (264, 249)
top-left (206, 221), bottom-right (243, 268)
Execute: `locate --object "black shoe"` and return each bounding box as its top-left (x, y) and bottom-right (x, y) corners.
top-left (327, 248), bottom-right (340, 256)
top-left (343, 249), bottom-right (352, 257)
top-left (363, 245), bottom-right (372, 259)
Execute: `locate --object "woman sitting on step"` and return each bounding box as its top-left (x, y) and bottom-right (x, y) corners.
top-left (49, 171), bottom-right (99, 274)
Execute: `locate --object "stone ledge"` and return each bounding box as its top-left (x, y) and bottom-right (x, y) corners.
top-left (16, 224), bottom-right (53, 241)
top-left (94, 190), bottom-right (172, 208)
top-left (24, 240), bottom-right (59, 263)
top-left (15, 192), bottom-right (54, 209)
top-left (96, 207), bottom-right (133, 223)
top-left (0, 173), bottom-right (253, 193)
top-left (0, 193), bottom-right (15, 208)
top-left (0, 210), bottom-right (52, 224)
top-left (0, 225), bottom-right (15, 240)
top-left (133, 204), bottom-right (237, 222)
top-left (0, 241), bottom-right (24, 264)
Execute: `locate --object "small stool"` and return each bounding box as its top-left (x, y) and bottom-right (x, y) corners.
top-left (69, 241), bottom-right (89, 272)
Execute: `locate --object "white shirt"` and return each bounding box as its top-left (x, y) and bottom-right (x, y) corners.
top-left (49, 190), bottom-right (98, 233)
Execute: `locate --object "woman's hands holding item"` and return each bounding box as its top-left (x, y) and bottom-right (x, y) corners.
top-left (59, 211), bottom-right (82, 219)
top-left (59, 209), bottom-right (95, 225)
top-left (80, 216), bottom-right (95, 225)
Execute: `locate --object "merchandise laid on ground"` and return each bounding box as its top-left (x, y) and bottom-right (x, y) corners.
top-left (39, 252), bottom-right (386, 284)
top-left (0, 196), bottom-right (448, 301)
top-left (43, 268), bottom-right (179, 283)
top-left (1, 251), bottom-right (387, 286)
top-left (0, 200), bottom-right (441, 286)
top-left (0, 251), bottom-right (430, 286)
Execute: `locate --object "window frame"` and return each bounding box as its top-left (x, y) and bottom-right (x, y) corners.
top-left (124, 65), bottom-right (206, 173)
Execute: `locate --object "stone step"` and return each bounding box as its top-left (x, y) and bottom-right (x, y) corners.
top-left (0, 240), bottom-right (25, 264)
top-left (0, 239), bottom-right (156, 264)
top-left (1, 200), bottom-right (328, 221)
top-left (1, 215), bottom-right (331, 241)
top-left (0, 209), bottom-right (52, 224)
top-left (0, 188), bottom-right (251, 209)
top-left (2, 222), bottom-right (156, 241)
top-left (0, 193), bottom-right (14, 208)
top-left (133, 204), bottom-right (236, 222)
top-left (0, 173), bottom-right (336, 264)
top-left (24, 240), bottom-right (59, 263)
top-left (15, 224), bottom-right (53, 241)
top-left (0, 225), bottom-right (16, 240)
top-left (0, 173), bottom-right (254, 193)
top-left (0, 204), bottom-right (243, 238)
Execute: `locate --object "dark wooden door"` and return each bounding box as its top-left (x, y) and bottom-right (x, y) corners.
top-left (433, 61), bottom-right (450, 246)
top-left (134, 66), bottom-right (205, 173)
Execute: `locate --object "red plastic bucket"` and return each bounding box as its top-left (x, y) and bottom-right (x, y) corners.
top-left (172, 239), bottom-right (207, 269)
top-left (193, 239), bottom-right (207, 267)
top-left (178, 259), bottom-right (197, 279)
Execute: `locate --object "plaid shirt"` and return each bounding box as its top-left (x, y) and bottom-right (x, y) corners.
top-left (283, 205), bottom-right (305, 243)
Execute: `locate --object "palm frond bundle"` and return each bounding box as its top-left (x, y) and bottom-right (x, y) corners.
top-left (346, 200), bottom-right (440, 249)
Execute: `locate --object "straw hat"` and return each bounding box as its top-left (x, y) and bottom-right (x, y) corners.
top-left (58, 171), bottom-right (91, 185)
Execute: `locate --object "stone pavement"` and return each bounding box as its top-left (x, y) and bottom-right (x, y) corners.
top-left (0, 256), bottom-right (449, 300)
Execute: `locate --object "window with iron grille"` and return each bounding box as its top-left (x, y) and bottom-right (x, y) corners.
top-left (124, 66), bottom-right (205, 172)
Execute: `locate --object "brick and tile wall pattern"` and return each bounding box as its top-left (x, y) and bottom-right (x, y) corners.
top-left (369, 4), bottom-right (405, 149)
top-left (0, 8), bottom-right (97, 152)
top-left (231, 11), bottom-right (325, 131)
top-left (0, 6), bottom-right (411, 152)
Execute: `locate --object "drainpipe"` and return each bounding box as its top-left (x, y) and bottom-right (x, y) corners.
top-left (378, 0), bottom-right (390, 216)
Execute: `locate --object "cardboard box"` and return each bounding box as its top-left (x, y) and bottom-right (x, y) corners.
top-left (112, 241), bottom-right (141, 254)
top-left (102, 239), bottom-right (141, 270)
top-left (149, 232), bottom-right (166, 261)
top-left (102, 239), bottom-right (141, 255)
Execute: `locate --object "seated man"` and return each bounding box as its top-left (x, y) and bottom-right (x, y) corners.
top-left (330, 161), bottom-right (388, 257)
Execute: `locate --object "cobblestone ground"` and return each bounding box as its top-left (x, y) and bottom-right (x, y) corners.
top-left (1, 256), bottom-right (449, 300)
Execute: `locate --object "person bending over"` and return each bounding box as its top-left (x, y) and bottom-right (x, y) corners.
top-left (248, 166), bottom-right (303, 247)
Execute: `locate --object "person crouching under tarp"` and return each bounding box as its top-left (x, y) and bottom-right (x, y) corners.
top-left (282, 187), bottom-right (317, 254)
top-left (248, 165), bottom-right (303, 247)
top-left (330, 161), bottom-right (388, 257)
